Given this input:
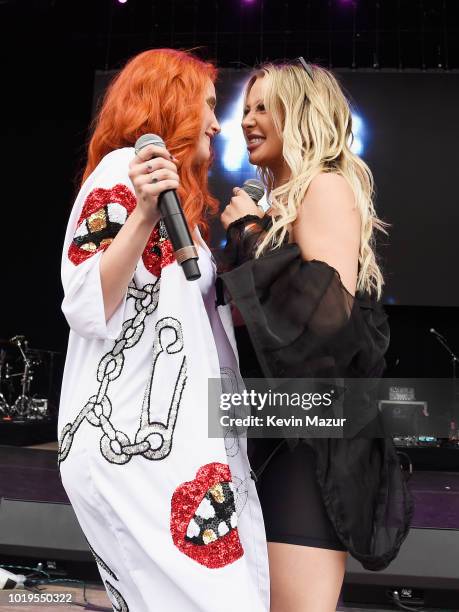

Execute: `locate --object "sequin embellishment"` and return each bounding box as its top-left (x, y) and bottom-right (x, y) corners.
top-left (69, 184), bottom-right (175, 278)
top-left (88, 543), bottom-right (129, 611)
top-left (170, 462), bottom-right (244, 568)
top-left (142, 220), bottom-right (175, 278)
top-left (69, 184), bottom-right (136, 266)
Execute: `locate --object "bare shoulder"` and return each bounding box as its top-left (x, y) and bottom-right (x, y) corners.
top-left (295, 172), bottom-right (359, 239)
top-left (302, 172), bottom-right (355, 213)
top-left (293, 172), bottom-right (360, 295)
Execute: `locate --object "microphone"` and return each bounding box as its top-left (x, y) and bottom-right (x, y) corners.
top-left (241, 178), bottom-right (265, 206)
top-left (430, 328), bottom-right (447, 342)
top-left (134, 134), bottom-right (200, 281)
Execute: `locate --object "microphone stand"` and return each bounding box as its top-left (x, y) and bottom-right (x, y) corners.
top-left (431, 331), bottom-right (459, 443)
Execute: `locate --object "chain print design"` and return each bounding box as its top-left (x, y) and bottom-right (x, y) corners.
top-left (232, 474), bottom-right (249, 518)
top-left (134, 316), bottom-right (186, 461)
top-left (105, 580), bottom-right (129, 612)
top-left (220, 367), bottom-right (250, 517)
top-left (88, 543), bottom-right (129, 612)
top-left (58, 279), bottom-right (187, 466)
top-left (88, 542), bottom-right (117, 580)
top-left (221, 367), bottom-right (241, 459)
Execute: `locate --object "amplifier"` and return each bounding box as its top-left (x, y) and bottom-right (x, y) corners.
top-left (0, 498), bottom-right (96, 580)
top-left (343, 527), bottom-right (459, 609)
top-left (0, 498), bottom-right (91, 561)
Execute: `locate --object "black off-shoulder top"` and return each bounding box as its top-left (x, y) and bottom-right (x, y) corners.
top-left (218, 215), bottom-right (414, 572)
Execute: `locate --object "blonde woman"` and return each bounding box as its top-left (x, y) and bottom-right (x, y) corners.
top-left (219, 59), bottom-right (413, 612)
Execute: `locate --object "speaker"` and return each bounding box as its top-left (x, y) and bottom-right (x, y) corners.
top-left (343, 527), bottom-right (459, 609)
top-left (0, 497), bottom-right (91, 562)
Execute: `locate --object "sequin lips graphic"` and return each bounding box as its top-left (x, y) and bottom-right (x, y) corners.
top-left (68, 183), bottom-right (175, 277)
top-left (170, 462), bottom-right (244, 568)
top-left (69, 184), bottom-right (136, 266)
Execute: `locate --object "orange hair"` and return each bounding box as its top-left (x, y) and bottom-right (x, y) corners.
top-left (83, 48), bottom-right (218, 240)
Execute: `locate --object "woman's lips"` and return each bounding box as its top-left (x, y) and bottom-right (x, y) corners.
top-left (170, 462), bottom-right (244, 568)
top-left (247, 137), bottom-right (265, 152)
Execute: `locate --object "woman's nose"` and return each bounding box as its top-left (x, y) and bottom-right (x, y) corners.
top-left (212, 117), bottom-right (221, 135)
top-left (242, 113), bottom-right (255, 129)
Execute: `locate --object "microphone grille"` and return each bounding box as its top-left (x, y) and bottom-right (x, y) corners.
top-left (134, 133), bottom-right (165, 154)
top-left (242, 179), bottom-right (265, 203)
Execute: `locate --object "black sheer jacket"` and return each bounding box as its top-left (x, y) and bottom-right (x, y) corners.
top-left (218, 215), bottom-right (414, 571)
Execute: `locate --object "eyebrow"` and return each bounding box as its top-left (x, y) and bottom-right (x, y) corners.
top-left (244, 99), bottom-right (264, 108)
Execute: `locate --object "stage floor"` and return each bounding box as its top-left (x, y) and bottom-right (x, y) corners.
top-left (1, 443), bottom-right (458, 530)
top-left (0, 585), bottom-right (451, 612)
top-left (0, 444), bottom-right (458, 611)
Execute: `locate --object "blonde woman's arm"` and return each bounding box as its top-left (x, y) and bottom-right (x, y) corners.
top-left (293, 173), bottom-right (360, 296)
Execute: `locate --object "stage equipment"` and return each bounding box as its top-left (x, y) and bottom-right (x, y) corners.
top-left (430, 327), bottom-right (459, 437)
top-left (0, 348), bottom-right (9, 416)
top-left (379, 400), bottom-right (429, 437)
top-left (0, 498), bottom-right (91, 563)
top-left (0, 498), bottom-right (99, 582)
top-left (344, 467), bottom-right (459, 608)
top-left (0, 336), bottom-right (59, 445)
top-left (0, 336), bottom-right (50, 421)
top-left (344, 529), bottom-right (459, 607)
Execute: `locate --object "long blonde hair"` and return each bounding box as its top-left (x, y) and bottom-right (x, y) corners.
top-left (247, 63), bottom-right (386, 298)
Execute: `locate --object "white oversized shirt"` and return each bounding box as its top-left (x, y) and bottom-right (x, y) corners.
top-left (57, 148), bottom-right (269, 612)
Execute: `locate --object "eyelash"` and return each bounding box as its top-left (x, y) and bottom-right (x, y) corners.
top-left (243, 104), bottom-right (265, 116)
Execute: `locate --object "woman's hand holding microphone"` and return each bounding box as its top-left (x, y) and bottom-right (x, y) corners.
top-left (100, 143), bottom-right (179, 321)
top-left (220, 186), bottom-right (264, 231)
top-left (219, 180), bottom-right (271, 271)
top-left (128, 144), bottom-right (180, 226)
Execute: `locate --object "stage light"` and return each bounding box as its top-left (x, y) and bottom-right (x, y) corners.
top-left (220, 93), bottom-right (252, 172)
top-left (349, 112), bottom-right (367, 156)
top-left (117, 0), bottom-right (128, 4)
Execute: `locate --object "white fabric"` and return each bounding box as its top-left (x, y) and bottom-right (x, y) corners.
top-left (58, 148), bottom-right (269, 612)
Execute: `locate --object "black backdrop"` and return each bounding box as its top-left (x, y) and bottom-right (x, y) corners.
top-left (205, 69), bottom-right (459, 308)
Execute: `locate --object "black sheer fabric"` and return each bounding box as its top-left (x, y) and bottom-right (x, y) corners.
top-left (218, 220), bottom-right (414, 572)
top-left (220, 214), bottom-right (275, 271)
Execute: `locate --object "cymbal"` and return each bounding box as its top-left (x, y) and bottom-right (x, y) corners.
top-left (9, 335), bottom-right (26, 344)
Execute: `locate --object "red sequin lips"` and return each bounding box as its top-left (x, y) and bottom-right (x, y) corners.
top-left (170, 462), bottom-right (244, 568)
top-left (68, 183), bottom-right (175, 277)
top-left (142, 226), bottom-right (175, 278)
top-left (69, 184), bottom-right (136, 266)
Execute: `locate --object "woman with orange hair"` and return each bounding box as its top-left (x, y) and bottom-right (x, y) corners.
top-left (57, 49), bottom-right (269, 612)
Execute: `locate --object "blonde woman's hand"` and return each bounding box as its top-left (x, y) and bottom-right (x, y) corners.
top-left (220, 187), bottom-right (264, 230)
top-left (128, 144), bottom-right (179, 226)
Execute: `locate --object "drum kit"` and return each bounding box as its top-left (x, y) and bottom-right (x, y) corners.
top-left (0, 335), bottom-right (58, 422)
